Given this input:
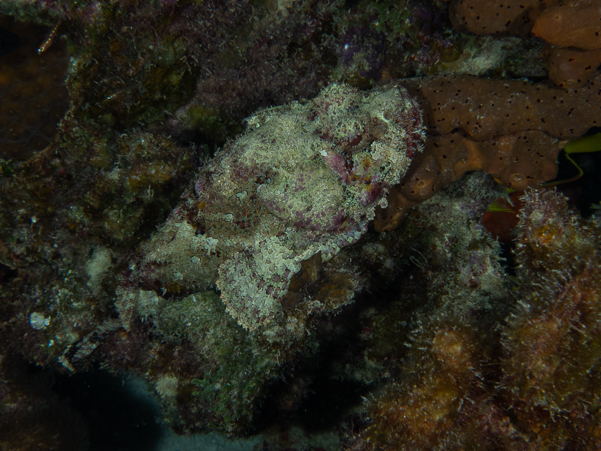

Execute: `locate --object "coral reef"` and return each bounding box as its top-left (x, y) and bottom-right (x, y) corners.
top-left (447, 0), bottom-right (601, 46)
top-left (363, 323), bottom-right (498, 450)
top-left (0, 0), bottom-right (443, 439)
top-left (533, 1), bottom-right (601, 87)
top-left (1, 0), bottom-right (601, 448)
top-left (407, 74), bottom-right (601, 140)
top-left (500, 189), bottom-right (601, 448)
top-left (352, 187), bottom-right (601, 450)
top-left (547, 47), bottom-right (601, 88)
top-left (142, 290), bottom-right (281, 433)
top-left (335, 172), bottom-right (513, 449)
top-left (358, 172), bottom-right (506, 365)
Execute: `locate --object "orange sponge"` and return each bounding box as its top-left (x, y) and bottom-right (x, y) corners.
top-left (404, 74), bottom-right (601, 140)
top-left (548, 47), bottom-right (601, 88)
top-left (532, 2), bottom-right (601, 51)
top-left (374, 74), bottom-right (601, 231)
top-left (447, 0), bottom-right (557, 36)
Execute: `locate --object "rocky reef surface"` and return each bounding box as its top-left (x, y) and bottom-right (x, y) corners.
top-left (1, 1), bottom-right (601, 450)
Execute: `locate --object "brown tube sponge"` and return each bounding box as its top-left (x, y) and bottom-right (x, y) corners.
top-left (532, 2), bottom-right (601, 51)
top-left (447, 0), bottom-right (557, 36)
top-left (404, 74), bottom-right (601, 140)
top-left (548, 47), bottom-right (601, 88)
top-left (374, 74), bottom-right (601, 231)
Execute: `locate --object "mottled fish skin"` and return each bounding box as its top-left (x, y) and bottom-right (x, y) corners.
top-left (123, 83), bottom-right (425, 338)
